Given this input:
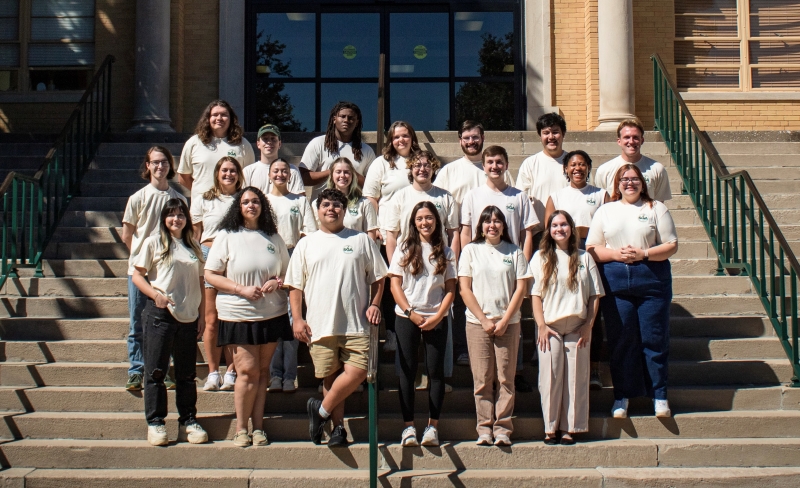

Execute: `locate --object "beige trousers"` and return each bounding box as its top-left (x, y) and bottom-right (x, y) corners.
top-left (466, 321), bottom-right (520, 438)
top-left (537, 316), bottom-right (590, 434)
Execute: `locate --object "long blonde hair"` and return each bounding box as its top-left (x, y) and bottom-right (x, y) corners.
top-left (202, 156), bottom-right (243, 201)
top-left (326, 157), bottom-right (362, 207)
top-left (539, 210), bottom-right (580, 294)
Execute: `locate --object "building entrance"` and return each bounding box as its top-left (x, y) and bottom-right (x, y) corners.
top-left (245, 1), bottom-right (522, 132)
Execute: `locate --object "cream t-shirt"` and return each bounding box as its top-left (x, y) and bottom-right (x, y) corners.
top-left (244, 160), bottom-right (305, 195)
top-left (362, 155), bottom-right (411, 234)
top-left (122, 184), bottom-right (187, 275)
top-left (384, 186), bottom-right (459, 246)
top-left (284, 228), bottom-right (388, 340)
top-left (132, 235), bottom-right (203, 323)
top-left (266, 193), bottom-right (317, 248)
top-left (177, 134), bottom-right (255, 200)
top-left (457, 240), bottom-right (533, 324)
top-left (461, 185), bottom-right (539, 247)
top-left (516, 150), bottom-right (569, 225)
top-left (529, 249), bottom-right (605, 325)
top-left (190, 194), bottom-right (234, 243)
top-left (586, 200), bottom-right (678, 250)
top-left (594, 155), bottom-right (672, 202)
top-left (299, 135), bottom-right (377, 203)
top-left (312, 196), bottom-right (378, 234)
top-left (434, 156), bottom-right (515, 204)
top-left (388, 243), bottom-right (457, 316)
top-left (205, 229), bottom-right (290, 322)
top-left (550, 185), bottom-right (607, 228)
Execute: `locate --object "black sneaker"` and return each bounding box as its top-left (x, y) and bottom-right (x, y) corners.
top-left (307, 397), bottom-right (327, 445)
top-left (328, 425), bottom-right (348, 448)
top-left (590, 368), bottom-right (603, 390)
top-left (515, 375), bottom-right (533, 393)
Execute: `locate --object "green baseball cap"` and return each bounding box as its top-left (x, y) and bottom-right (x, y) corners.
top-left (257, 124), bottom-right (281, 140)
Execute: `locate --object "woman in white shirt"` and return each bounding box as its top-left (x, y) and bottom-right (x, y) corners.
top-left (313, 157), bottom-right (379, 240)
top-left (389, 201), bottom-right (456, 448)
top-left (586, 164), bottom-right (678, 419)
top-left (266, 158), bottom-right (317, 394)
top-left (132, 198), bottom-right (208, 447)
top-left (531, 210), bottom-right (604, 445)
top-left (191, 156), bottom-right (243, 392)
top-left (458, 206), bottom-right (532, 446)
top-left (205, 187), bottom-right (292, 447)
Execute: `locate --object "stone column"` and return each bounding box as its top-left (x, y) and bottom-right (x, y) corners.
top-left (595, 0), bottom-right (636, 131)
top-left (524, 0), bottom-right (558, 129)
top-left (219, 0), bottom-right (246, 124)
top-left (129, 0), bottom-right (173, 132)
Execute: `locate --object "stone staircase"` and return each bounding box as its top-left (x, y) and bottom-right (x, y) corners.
top-left (0, 132), bottom-right (799, 486)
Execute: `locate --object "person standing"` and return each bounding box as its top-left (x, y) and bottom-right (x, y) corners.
top-left (121, 146), bottom-right (187, 391)
top-left (531, 211), bottom-right (603, 445)
top-left (244, 124), bottom-right (305, 195)
top-left (132, 198), bottom-right (208, 446)
top-left (313, 157), bottom-right (379, 240)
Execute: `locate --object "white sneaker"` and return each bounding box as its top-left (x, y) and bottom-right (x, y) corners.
top-left (283, 378), bottom-right (297, 393)
top-left (384, 330), bottom-right (397, 352)
top-left (203, 372), bottom-right (221, 392)
top-left (401, 426), bottom-right (419, 447)
top-left (476, 434), bottom-right (493, 446)
top-left (612, 398), bottom-right (629, 419)
top-left (655, 399), bottom-right (671, 418)
top-left (494, 434), bottom-right (511, 446)
top-left (147, 424), bottom-right (168, 446)
top-left (444, 383), bottom-right (453, 393)
top-left (178, 421), bottom-right (208, 444)
top-left (268, 376), bottom-right (283, 392)
top-left (220, 371), bottom-right (236, 391)
top-left (415, 374), bottom-right (429, 391)
top-left (420, 425), bottom-right (439, 447)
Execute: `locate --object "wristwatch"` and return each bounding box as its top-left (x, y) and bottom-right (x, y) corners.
top-left (404, 307), bottom-right (415, 317)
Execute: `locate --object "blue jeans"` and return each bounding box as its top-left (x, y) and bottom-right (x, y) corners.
top-left (127, 275), bottom-right (148, 375)
top-left (270, 247), bottom-right (297, 381)
top-left (598, 260), bottom-right (672, 400)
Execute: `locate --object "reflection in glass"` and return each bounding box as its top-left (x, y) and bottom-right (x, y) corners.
top-left (321, 83), bottom-right (377, 131)
top-left (321, 14), bottom-right (379, 78)
top-left (255, 82), bottom-right (313, 132)
top-left (391, 83), bottom-right (449, 131)
top-left (389, 13), bottom-right (448, 78)
top-left (256, 13), bottom-right (315, 78)
top-left (454, 12), bottom-right (514, 77)
top-left (454, 82), bottom-right (513, 130)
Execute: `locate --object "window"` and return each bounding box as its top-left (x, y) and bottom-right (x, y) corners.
top-left (675, 0), bottom-right (800, 91)
top-left (0, 0), bottom-right (95, 93)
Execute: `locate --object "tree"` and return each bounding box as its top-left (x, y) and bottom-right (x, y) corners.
top-left (254, 32), bottom-right (306, 132)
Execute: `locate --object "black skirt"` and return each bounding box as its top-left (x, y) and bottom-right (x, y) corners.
top-left (217, 313), bottom-right (293, 346)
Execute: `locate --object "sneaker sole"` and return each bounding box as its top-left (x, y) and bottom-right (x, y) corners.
top-left (655, 410), bottom-right (672, 418)
top-left (402, 439), bottom-right (420, 447)
top-left (125, 386), bottom-right (142, 391)
top-left (220, 384), bottom-right (235, 391)
top-left (420, 440), bottom-right (439, 447)
top-left (203, 384), bottom-right (220, 392)
top-left (147, 436), bottom-right (168, 447)
top-left (612, 411), bottom-right (628, 419)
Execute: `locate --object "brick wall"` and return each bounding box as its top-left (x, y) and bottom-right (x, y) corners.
top-left (170, 0), bottom-right (186, 132)
top-left (96, 0), bottom-right (136, 132)
top-left (632, 0), bottom-right (675, 131)
top-left (583, 0), bottom-right (599, 131)
top-left (182, 0), bottom-right (220, 129)
top-left (552, 0), bottom-right (589, 131)
top-left (686, 102), bottom-right (800, 130)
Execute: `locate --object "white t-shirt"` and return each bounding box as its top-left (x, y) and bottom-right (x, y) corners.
top-left (190, 194), bottom-right (234, 243)
top-left (122, 184), bottom-right (187, 275)
top-left (384, 186), bottom-right (459, 246)
top-left (312, 196), bottom-right (378, 234)
top-left (516, 150), bottom-right (569, 225)
top-left (529, 249), bottom-right (605, 325)
top-left (362, 155), bottom-right (411, 234)
top-left (299, 135), bottom-right (377, 203)
top-left (434, 156), bottom-right (515, 204)
top-left (177, 134), bottom-right (255, 200)
top-left (458, 240), bottom-right (533, 324)
top-left (266, 193), bottom-right (317, 248)
top-left (132, 235), bottom-right (203, 323)
top-left (244, 160), bottom-right (305, 195)
top-left (388, 244), bottom-right (457, 316)
top-left (461, 185), bottom-right (539, 247)
top-left (205, 229), bottom-right (290, 322)
top-left (586, 200), bottom-right (678, 250)
top-left (550, 185), bottom-right (607, 228)
top-left (594, 155), bottom-right (672, 202)
top-left (284, 228), bottom-right (388, 340)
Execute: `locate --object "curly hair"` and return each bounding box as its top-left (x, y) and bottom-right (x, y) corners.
top-left (538, 210), bottom-right (580, 294)
top-left (382, 121), bottom-right (420, 169)
top-left (139, 146), bottom-right (176, 181)
top-left (562, 150), bottom-right (593, 182)
top-left (472, 206), bottom-right (513, 245)
top-left (317, 188), bottom-right (348, 208)
top-left (324, 101), bottom-right (364, 162)
top-left (326, 157), bottom-right (362, 207)
top-left (406, 150), bottom-right (441, 184)
top-left (202, 156), bottom-right (243, 201)
top-left (400, 201), bottom-right (448, 276)
top-left (195, 99), bottom-right (244, 146)
top-left (158, 199), bottom-right (204, 266)
top-left (612, 164), bottom-right (654, 208)
top-left (217, 186), bottom-right (277, 235)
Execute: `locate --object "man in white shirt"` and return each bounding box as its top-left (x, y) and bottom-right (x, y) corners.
top-left (285, 188), bottom-right (387, 447)
top-left (594, 118), bottom-right (672, 202)
top-left (243, 124), bottom-right (304, 195)
top-left (299, 102), bottom-right (376, 203)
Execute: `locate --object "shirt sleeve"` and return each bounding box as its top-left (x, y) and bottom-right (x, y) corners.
top-left (585, 252), bottom-right (605, 298)
top-left (515, 158), bottom-right (533, 194)
top-left (653, 164), bottom-right (672, 202)
top-left (365, 236), bottom-right (389, 284)
top-left (520, 193), bottom-right (539, 229)
top-left (299, 138), bottom-right (322, 171)
top-left (444, 248), bottom-right (457, 281)
top-left (460, 191), bottom-right (473, 227)
top-left (277, 235), bottom-right (290, 280)
top-left (301, 198), bottom-right (318, 235)
top-left (387, 245), bottom-right (405, 277)
top-left (122, 195), bottom-right (138, 226)
top-left (131, 236), bottom-right (157, 272)
top-left (284, 240), bottom-right (307, 290)
top-left (177, 137), bottom-right (194, 175)
top-left (446, 195), bottom-right (460, 231)
top-left (529, 253), bottom-right (543, 297)
top-left (362, 157), bottom-right (384, 199)
top-left (358, 146), bottom-right (376, 176)
top-left (384, 197), bottom-right (401, 232)
top-left (585, 208), bottom-right (607, 248)
top-left (243, 164), bottom-right (255, 187)
top-left (189, 196), bottom-right (203, 224)
top-left (288, 165), bottom-right (306, 194)
top-left (654, 202), bottom-right (678, 245)
top-left (514, 248), bottom-right (533, 280)
top-left (363, 199), bottom-right (379, 231)
top-left (204, 232), bottom-right (229, 272)
top-left (457, 245), bottom-right (474, 277)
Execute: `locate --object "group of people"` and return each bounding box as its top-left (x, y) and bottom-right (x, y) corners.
top-left (122, 99), bottom-right (678, 448)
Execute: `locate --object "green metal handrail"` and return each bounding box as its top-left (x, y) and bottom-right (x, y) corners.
top-left (0, 55), bottom-right (115, 290)
top-left (652, 53), bottom-right (800, 387)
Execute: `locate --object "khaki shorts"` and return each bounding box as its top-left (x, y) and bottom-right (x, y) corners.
top-left (308, 335), bottom-right (369, 378)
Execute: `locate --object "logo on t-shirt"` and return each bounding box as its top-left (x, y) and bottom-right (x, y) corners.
top-left (638, 214), bottom-right (650, 224)
top-left (343, 245), bottom-right (354, 254)
top-left (290, 206), bottom-right (300, 215)
top-left (502, 256), bottom-right (513, 266)
top-left (506, 203), bottom-right (515, 211)
top-left (434, 202), bottom-right (442, 210)
top-left (227, 150), bottom-right (236, 157)
top-left (586, 196), bottom-right (597, 206)
top-left (267, 243), bottom-right (276, 254)
top-left (189, 253), bottom-right (198, 261)
top-left (643, 175), bottom-right (651, 184)
top-left (578, 263), bottom-right (586, 270)
top-left (348, 206), bottom-right (359, 216)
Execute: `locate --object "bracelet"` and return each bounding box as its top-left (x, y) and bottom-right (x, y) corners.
top-left (369, 304), bottom-right (380, 309)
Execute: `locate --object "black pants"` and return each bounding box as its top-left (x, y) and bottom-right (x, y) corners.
top-left (452, 288), bottom-right (468, 357)
top-left (143, 300), bottom-right (198, 426)
top-left (395, 315), bottom-right (448, 422)
top-left (379, 245), bottom-right (396, 334)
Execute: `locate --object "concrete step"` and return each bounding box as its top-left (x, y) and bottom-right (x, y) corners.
top-left (43, 242), bottom-right (129, 260)
top-left (0, 143), bottom-right (52, 156)
top-left (714, 142), bottom-right (800, 155)
top-left (68, 197), bottom-right (129, 211)
top-left (721, 154), bottom-right (800, 166)
top-left (59, 211), bottom-right (124, 228)
top-left (2, 278), bottom-right (127, 297)
top-left (50, 227), bottom-right (123, 244)
top-left (77, 181), bottom-right (188, 198)
top-left (13, 259), bottom-right (128, 278)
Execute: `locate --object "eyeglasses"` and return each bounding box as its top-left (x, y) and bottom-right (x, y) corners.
top-left (620, 177), bottom-right (641, 184)
top-left (149, 160), bottom-right (170, 167)
top-left (460, 136), bottom-right (481, 142)
top-left (412, 163), bottom-right (432, 169)
top-left (320, 202), bottom-right (344, 210)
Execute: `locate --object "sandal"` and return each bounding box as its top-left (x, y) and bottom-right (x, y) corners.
top-left (543, 433), bottom-right (559, 445)
top-left (560, 432), bottom-right (576, 445)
